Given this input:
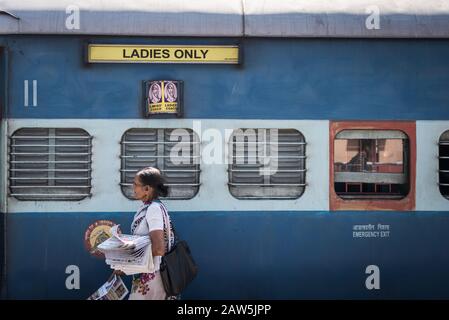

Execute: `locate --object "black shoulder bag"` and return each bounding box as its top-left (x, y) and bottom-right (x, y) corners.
top-left (160, 213), bottom-right (198, 296)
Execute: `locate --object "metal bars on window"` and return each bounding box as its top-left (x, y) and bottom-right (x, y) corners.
top-left (228, 129), bottom-right (306, 199)
top-left (120, 128), bottom-right (200, 200)
top-left (8, 128), bottom-right (93, 201)
top-left (439, 130), bottom-right (449, 199)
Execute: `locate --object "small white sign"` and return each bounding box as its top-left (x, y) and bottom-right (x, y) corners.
top-left (353, 224), bottom-right (390, 238)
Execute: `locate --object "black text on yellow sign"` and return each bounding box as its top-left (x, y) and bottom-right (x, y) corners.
top-left (87, 45), bottom-right (239, 64)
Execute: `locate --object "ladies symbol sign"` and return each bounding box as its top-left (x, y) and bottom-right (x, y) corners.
top-left (145, 80), bottom-right (183, 118)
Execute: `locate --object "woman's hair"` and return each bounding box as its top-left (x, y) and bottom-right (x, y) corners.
top-left (136, 167), bottom-right (169, 198)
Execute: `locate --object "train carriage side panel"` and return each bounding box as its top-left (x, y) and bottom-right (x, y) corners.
top-left (4, 210), bottom-right (449, 299)
top-left (1, 46), bottom-right (8, 299)
top-left (1, 36), bottom-right (449, 299)
top-left (3, 37), bottom-right (449, 121)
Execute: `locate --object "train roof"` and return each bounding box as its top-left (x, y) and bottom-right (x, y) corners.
top-left (1, 0), bottom-right (449, 38)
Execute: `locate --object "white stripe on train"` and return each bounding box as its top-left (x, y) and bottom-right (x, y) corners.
top-left (3, 119), bottom-right (449, 212)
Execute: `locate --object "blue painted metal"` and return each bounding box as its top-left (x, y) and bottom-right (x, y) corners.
top-left (4, 211), bottom-right (449, 299)
top-left (1, 35), bottom-right (449, 300)
top-left (0, 46), bottom-right (7, 119)
top-left (0, 36), bottom-right (449, 120)
top-left (0, 212), bottom-right (5, 300)
top-left (0, 47), bottom-right (7, 299)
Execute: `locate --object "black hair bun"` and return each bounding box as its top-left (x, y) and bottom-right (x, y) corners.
top-left (158, 183), bottom-right (169, 198)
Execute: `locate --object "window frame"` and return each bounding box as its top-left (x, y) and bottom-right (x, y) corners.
top-left (120, 128), bottom-right (201, 200)
top-left (334, 129), bottom-right (409, 200)
top-left (330, 121), bottom-right (416, 211)
top-left (438, 130), bottom-right (449, 200)
top-left (8, 127), bottom-right (93, 201)
top-left (227, 128), bottom-right (307, 200)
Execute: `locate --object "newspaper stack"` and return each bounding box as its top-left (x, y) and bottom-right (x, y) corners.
top-left (97, 225), bottom-right (154, 275)
top-left (87, 274), bottom-right (129, 300)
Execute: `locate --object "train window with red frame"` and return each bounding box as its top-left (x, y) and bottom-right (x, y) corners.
top-left (333, 130), bottom-right (409, 200)
top-left (439, 130), bottom-right (449, 199)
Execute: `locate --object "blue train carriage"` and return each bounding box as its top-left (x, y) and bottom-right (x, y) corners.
top-left (1, 0), bottom-right (449, 299)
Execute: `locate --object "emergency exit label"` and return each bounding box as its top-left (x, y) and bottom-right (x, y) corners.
top-left (352, 224), bottom-right (390, 238)
top-left (87, 44), bottom-right (239, 64)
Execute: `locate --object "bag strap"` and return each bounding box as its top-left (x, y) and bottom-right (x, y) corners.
top-left (160, 202), bottom-right (177, 252)
top-left (131, 203), bottom-right (151, 234)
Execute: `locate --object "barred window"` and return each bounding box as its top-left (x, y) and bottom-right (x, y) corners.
top-left (439, 130), bottom-right (449, 199)
top-left (334, 130), bottom-right (409, 199)
top-left (8, 128), bottom-right (92, 201)
top-left (228, 128), bottom-right (306, 199)
top-left (120, 128), bottom-right (200, 200)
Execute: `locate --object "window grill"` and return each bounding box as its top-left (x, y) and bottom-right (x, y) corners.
top-left (120, 128), bottom-right (200, 200)
top-left (228, 128), bottom-right (306, 199)
top-left (439, 130), bottom-right (449, 199)
top-left (8, 128), bottom-right (93, 201)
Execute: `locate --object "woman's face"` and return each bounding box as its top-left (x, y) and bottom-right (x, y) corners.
top-left (152, 85), bottom-right (159, 97)
top-left (133, 175), bottom-right (152, 201)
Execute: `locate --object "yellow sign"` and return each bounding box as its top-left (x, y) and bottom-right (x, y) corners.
top-left (87, 44), bottom-right (239, 64)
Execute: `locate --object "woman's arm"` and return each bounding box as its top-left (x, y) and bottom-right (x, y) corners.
top-left (150, 230), bottom-right (166, 257)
